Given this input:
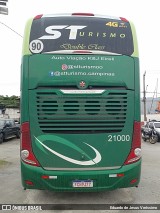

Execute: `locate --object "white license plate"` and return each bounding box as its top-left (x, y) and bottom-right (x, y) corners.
top-left (72, 180), bottom-right (93, 188)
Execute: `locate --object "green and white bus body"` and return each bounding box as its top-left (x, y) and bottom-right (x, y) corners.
top-left (21, 13), bottom-right (141, 192)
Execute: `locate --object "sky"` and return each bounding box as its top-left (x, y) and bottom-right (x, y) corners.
top-left (0, 0), bottom-right (160, 97)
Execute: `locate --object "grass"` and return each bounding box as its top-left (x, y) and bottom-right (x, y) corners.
top-left (0, 160), bottom-right (11, 168)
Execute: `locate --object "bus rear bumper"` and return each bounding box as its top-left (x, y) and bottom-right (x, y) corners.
top-left (21, 160), bottom-right (141, 192)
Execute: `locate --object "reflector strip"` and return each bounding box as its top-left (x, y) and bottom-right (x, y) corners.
top-left (109, 174), bottom-right (117, 177)
top-left (25, 180), bottom-right (34, 185)
top-left (109, 173), bottom-right (124, 178)
top-left (41, 175), bottom-right (49, 179)
top-left (42, 175), bottom-right (57, 179)
top-left (60, 90), bottom-right (105, 94)
top-left (49, 176), bottom-right (57, 179)
top-left (130, 179), bottom-right (137, 184)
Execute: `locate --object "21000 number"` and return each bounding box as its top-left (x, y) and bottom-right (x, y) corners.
top-left (108, 135), bottom-right (130, 142)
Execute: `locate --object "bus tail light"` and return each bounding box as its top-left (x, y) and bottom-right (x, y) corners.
top-left (72, 13), bottom-right (94, 16)
top-left (120, 17), bottom-right (129, 22)
top-left (124, 121), bottom-right (141, 165)
top-left (34, 14), bottom-right (43, 19)
top-left (21, 122), bottom-right (40, 166)
top-left (73, 50), bottom-right (92, 54)
top-left (41, 175), bottom-right (49, 179)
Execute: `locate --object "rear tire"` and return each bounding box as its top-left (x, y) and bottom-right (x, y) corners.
top-left (141, 133), bottom-right (146, 142)
top-left (0, 133), bottom-right (4, 144)
top-left (16, 130), bottom-right (20, 139)
top-left (150, 134), bottom-right (158, 144)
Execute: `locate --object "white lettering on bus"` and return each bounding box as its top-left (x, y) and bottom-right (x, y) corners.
top-left (38, 25), bottom-right (87, 40)
top-left (108, 135), bottom-right (130, 142)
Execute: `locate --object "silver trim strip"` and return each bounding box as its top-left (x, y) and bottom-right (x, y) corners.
top-left (42, 14), bottom-right (121, 20)
top-left (60, 89), bottom-right (105, 94)
top-left (43, 50), bottom-right (121, 55)
top-left (43, 166), bottom-right (121, 171)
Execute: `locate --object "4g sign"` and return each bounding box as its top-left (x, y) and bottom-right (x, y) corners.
top-left (106, 22), bottom-right (118, 27)
top-left (106, 21), bottom-right (127, 28)
top-left (38, 25), bottom-right (87, 40)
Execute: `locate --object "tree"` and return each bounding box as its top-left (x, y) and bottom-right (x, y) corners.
top-left (0, 95), bottom-right (20, 108)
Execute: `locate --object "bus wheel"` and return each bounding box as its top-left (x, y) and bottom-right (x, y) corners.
top-left (0, 133), bottom-right (4, 144)
top-left (16, 130), bottom-right (20, 139)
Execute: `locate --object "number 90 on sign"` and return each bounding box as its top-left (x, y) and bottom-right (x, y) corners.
top-left (29, 40), bottom-right (44, 53)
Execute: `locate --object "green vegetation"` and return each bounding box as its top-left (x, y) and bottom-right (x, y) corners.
top-left (0, 160), bottom-right (11, 168)
top-left (0, 95), bottom-right (20, 108)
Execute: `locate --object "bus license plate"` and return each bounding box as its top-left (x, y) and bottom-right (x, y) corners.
top-left (72, 180), bottom-right (93, 188)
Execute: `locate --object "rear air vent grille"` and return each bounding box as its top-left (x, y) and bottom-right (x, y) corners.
top-left (36, 90), bottom-right (127, 133)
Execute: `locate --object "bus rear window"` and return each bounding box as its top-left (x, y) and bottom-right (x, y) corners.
top-left (29, 16), bottom-right (134, 55)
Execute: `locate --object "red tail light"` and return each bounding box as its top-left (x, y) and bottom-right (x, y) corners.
top-left (124, 121), bottom-right (141, 165)
top-left (120, 17), bottom-right (128, 22)
top-left (34, 14), bottom-right (43, 20)
top-left (21, 122), bottom-right (40, 166)
top-left (72, 13), bottom-right (94, 16)
top-left (41, 175), bottom-right (49, 179)
top-left (130, 179), bottom-right (138, 184)
top-left (25, 180), bottom-right (34, 186)
top-left (73, 50), bottom-right (92, 54)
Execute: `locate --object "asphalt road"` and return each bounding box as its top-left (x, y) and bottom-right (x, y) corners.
top-left (0, 138), bottom-right (160, 212)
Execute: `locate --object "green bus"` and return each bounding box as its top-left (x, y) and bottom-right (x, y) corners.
top-left (20, 13), bottom-right (141, 191)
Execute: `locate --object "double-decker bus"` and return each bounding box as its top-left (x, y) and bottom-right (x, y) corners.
top-left (20, 13), bottom-right (141, 191)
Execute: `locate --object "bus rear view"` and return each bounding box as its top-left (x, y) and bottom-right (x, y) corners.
top-left (21, 13), bottom-right (141, 191)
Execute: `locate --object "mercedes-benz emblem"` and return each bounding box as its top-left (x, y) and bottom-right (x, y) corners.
top-left (79, 81), bottom-right (86, 88)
